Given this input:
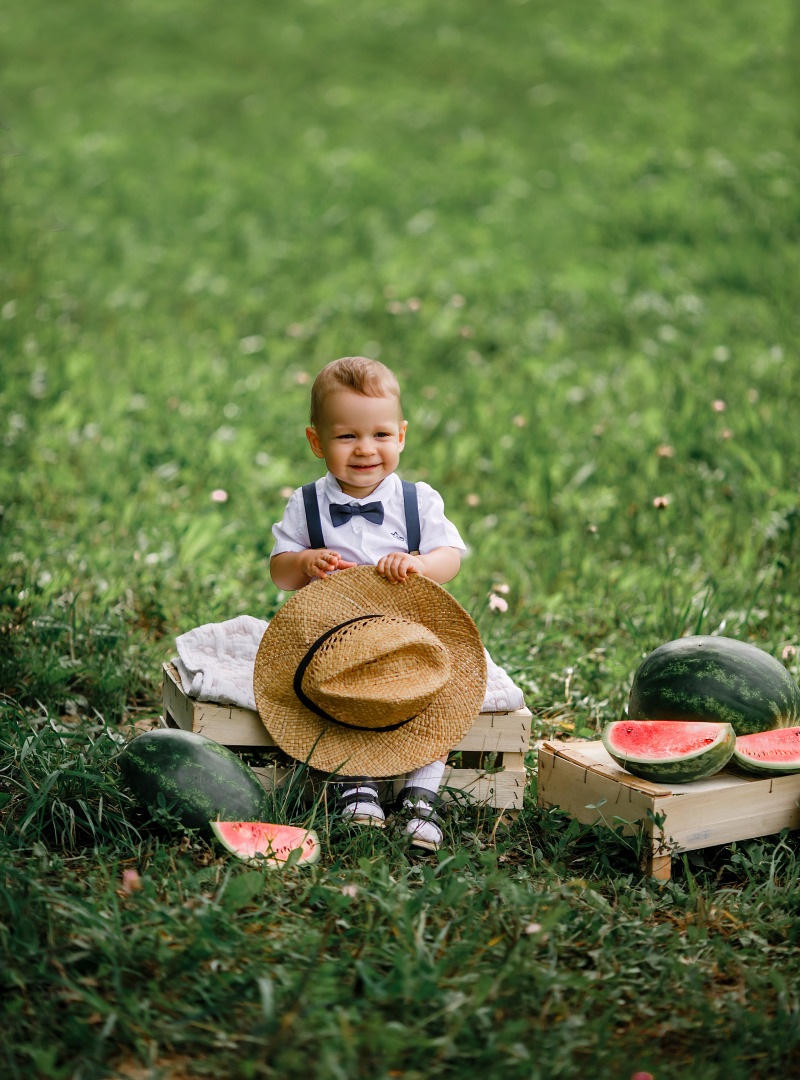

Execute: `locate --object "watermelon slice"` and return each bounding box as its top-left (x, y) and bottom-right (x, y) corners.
top-left (732, 727), bottom-right (800, 778)
top-left (601, 719), bottom-right (736, 784)
top-left (210, 821), bottom-right (320, 868)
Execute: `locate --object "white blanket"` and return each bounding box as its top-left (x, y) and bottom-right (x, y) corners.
top-left (173, 615), bottom-right (525, 714)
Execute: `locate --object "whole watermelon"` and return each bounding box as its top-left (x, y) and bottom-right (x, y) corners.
top-left (118, 728), bottom-right (270, 831)
top-left (628, 635), bottom-right (800, 736)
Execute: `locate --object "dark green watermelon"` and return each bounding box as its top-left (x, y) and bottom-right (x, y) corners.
top-left (629, 636), bottom-right (800, 737)
top-left (118, 728), bottom-right (270, 831)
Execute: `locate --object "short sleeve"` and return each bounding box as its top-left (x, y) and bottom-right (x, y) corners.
top-left (415, 482), bottom-right (466, 554)
top-left (271, 487), bottom-right (310, 557)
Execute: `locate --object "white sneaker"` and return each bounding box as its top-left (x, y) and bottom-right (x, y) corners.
top-left (332, 778), bottom-right (385, 827)
top-left (399, 787), bottom-right (444, 850)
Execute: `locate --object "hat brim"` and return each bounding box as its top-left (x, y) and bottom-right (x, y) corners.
top-left (253, 567), bottom-right (487, 777)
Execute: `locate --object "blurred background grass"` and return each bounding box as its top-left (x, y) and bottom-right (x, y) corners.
top-left (2, 0), bottom-right (799, 727)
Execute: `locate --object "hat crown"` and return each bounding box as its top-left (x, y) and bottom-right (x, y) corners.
top-left (302, 616), bottom-right (451, 731)
top-left (254, 566), bottom-right (488, 777)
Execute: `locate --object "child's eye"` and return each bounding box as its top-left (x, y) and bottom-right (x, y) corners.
top-left (336, 434), bottom-right (355, 440)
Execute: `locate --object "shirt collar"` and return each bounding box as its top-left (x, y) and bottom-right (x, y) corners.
top-left (323, 471), bottom-right (399, 503)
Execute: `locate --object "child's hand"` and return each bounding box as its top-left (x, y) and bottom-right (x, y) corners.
top-left (300, 548), bottom-right (357, 580)
top-left (376, 552), bottom-right (421, 583)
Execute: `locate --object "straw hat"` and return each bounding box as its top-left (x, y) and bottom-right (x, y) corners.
top-left (253, 566), bottom-right (487, 777)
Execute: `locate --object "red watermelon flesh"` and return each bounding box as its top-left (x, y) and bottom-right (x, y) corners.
top-left (210, 821), bottom-right (320, 867)
top-left (602, 719), bottom-right (735, 783)
top-left (732, 727), bottom-right (800, 778)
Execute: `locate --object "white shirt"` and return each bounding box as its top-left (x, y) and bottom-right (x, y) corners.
top-left (271, 471), bottom-right (466, 567)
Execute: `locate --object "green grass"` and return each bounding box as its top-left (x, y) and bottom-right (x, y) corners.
top-left (2, 0), bottom-right (800, 1076)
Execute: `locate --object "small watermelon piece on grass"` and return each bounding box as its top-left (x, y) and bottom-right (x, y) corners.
top-left (602, 719), bottom-right (736, 784)
top-left (211, 821), bottom-right (320, 868)
top-left (628, 635), bottom-right (800, 737)
top-left (732, 727), bottom-right (800, 778)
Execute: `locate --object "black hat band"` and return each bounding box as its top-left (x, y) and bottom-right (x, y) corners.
top-left (292, 614), bottom-right (418, 733)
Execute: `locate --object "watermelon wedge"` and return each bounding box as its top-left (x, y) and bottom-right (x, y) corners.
top-left (210, 821), bottom-right (320, 868)
top-left (601, 719), bottom-right (736, 784)
top-left (732, 727), bottom-right (800, 778)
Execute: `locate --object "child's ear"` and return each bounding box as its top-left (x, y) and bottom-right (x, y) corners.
top-left (398, 420), bottom-right (408, 452)
top-left (306, 426), bottom-right (325, 459)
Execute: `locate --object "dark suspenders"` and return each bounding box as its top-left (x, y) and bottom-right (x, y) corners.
top-left (301, 483), bottom-right (325, 550)
top-left (301, 480), bottom-right (421, 554)
top-left (401, 479), bottom-right (421, 555)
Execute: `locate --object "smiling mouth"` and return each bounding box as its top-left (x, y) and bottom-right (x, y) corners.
top-left (351, 463), bottom-right (379, 469)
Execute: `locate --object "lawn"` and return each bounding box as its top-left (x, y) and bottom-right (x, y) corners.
top-left (2, 1), bottom-right (800, 1077)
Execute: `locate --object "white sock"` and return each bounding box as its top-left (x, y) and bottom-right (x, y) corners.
top-left (403, 759), bottom-right (446, 796)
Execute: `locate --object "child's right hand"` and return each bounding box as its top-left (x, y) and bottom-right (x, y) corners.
top-left (300, 548), bottom-right (358, 580)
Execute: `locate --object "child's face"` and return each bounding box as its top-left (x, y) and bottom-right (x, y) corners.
top-left (306, 389), bottom-right (407, 497)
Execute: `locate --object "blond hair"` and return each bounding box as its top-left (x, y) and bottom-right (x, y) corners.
top-left (309, 356), bottom-right (403, 427)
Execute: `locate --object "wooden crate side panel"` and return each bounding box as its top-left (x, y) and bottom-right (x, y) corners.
top-left (162, 663), bottom-right (275, 746)
top-left (648, 778), bottom-right (800, 853)
top-left (446, 767), bottom-right (524, 811)
top-left (537, 745), bottom-right (661, 839)
top-left (250, 771), bottom-right (525, 812)
top-left (194, 705), bottom-right (273, 747)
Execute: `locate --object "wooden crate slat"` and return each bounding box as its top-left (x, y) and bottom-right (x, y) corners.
top-left (250, 764), bottom-right (296, 791)
top-left (456, 712), bottom-right (530, 753)
top-left (162, 663), bottom-right (200, 732)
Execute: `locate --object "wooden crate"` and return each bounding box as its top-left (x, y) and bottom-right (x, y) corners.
top-left (162, 662), bottom-right (531, 811)
top-left (537, 738), bottom-right (800, 880)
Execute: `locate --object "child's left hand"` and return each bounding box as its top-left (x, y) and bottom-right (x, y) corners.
top-left (376, 552), bottom-right (421, 583)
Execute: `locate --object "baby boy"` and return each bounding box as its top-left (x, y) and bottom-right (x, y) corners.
top-left (270, 356), bottom-right (467, 848)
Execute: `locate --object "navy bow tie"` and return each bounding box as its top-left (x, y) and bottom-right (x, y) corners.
top-left (329, 501), bottom-right (384, 527)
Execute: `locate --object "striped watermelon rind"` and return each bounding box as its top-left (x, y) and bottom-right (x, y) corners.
top-left (628, 636), bottom-right (800, 737)
top-left (210, 820), bottom-right (321, 867)
top-left (732, 727), bottom-right (800, 778)
top-left (118, 728), bottom-right (270, 831)
top-left (602, 719), bottom-right (736, 784)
